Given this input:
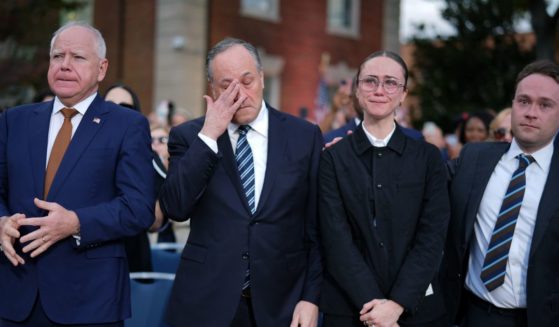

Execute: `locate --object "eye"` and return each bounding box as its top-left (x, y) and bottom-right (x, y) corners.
top-left (516, 97), bottom-right (529, 106)
top-left (242, 78), bottom-right (254, 86)
top-left (384, 79), bottom-right (399, 88)
top-left (363, 77), bottom-right (378, 86)
top-left (540, 101), bottom-right (553, 110)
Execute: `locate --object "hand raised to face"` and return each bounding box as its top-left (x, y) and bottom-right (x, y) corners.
top-left (200, 80), bottom-right (247, 140)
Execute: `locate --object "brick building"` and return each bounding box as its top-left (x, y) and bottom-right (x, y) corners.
top-left (92, 0), bottom-right (400, 118)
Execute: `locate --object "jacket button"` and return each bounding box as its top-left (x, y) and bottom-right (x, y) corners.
top-left (376, 184), bottom-right (382, 189)
top-left (242, 252), bottom-right (249, 260)
top-left (379, 242), bottom-right (384, 247)
top-left (377, 152), bottom-right (383, 158)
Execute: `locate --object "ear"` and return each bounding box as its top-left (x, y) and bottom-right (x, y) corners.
top-left (260, 71), bottom-right (265, 89)
top-left (97, 58), bottom-right (109, 82)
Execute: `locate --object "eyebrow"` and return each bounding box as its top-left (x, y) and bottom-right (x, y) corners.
top-left (362, 74), bottom-right (400, 80)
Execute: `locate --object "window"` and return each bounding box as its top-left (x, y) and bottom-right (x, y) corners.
top-left (240, 0), bottom-right (280, 22)
top-left (327, 0), bottom-right (360, 38)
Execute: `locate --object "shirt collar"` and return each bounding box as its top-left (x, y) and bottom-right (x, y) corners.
top-left (506, 137), bottom-right (554, 171)
top-left (227, 100), bottom-right (269, 137)
top-left (52, 92), bottom-right (97, 117)
top-left (362, 121), bottom-right (396, 147)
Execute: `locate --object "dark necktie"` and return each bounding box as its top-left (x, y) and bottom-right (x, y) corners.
top-left (480, 154), bottom-right (535, 291)
top-left (44, 108), bottom-right (78, 198)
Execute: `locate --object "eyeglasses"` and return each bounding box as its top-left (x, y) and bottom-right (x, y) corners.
top-left (358, 77), bottom-right (404, 94)
top-left (493, 128), bottom-right (512, 140)
top-left (152, 136), bottom-right (168, 144)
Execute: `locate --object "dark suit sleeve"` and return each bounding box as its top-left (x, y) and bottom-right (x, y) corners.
top-left (389, 146), bottom-right (450, 312)
top-left (159, 125), bottom-right (221, 221)
top-left (74, 115), bottom-right (155, 246)
top-left (300, 125), bottom-right (323, 304)
top-left (319, 149), bottom-right (385, 308)
top-left (0, 111), bottom-right (9, 217)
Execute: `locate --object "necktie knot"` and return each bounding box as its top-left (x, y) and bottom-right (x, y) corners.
top-left (517, 154), bottom-right (535, 169)
top-left (61, 108), bottom-right (78, 120)
top-left (238, 125), bottom-right (250, 136)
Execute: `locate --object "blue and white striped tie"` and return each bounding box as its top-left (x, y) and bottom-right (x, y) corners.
top-left (480, 154), bottom-right (535, 291)
top-left (236, 125), bottom-right (255, 294)
top-left (236, 125), bottom-right (256, 215)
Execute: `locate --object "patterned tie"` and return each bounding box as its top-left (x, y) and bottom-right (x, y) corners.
top-left (44, 108), bottom-right (78, 198)
top-left (480, 154), bottom-right (535, 291)
top-left (236, 125), bottom-right (256, 214)
top-left (236, 125), bottom-right (255, 295)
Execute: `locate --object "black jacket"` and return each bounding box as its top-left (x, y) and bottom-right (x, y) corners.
top-left (319, 124), bottom-right (450, 325)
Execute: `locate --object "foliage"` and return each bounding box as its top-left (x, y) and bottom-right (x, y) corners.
top-left (0, 0), bottom-right (84, 110)
top-left (410, 0), bottom-right (541, 129)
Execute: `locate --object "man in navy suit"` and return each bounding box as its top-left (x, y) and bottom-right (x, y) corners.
top-left (0, 22), bottom-right (154, 326)
top-left (443, 60), bottom-right (559, 327)
top-left (160, 38), bottom-right (322, 327)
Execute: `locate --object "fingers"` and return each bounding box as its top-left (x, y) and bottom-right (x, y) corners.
top-left (360, 300), bottom-right (376, 315)
top-left (1, 242), bottom-right (25, 266)
top-left (33, 197), bottom-right (57, 211)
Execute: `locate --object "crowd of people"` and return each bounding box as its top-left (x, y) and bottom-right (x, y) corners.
top-left (0, 21), bottom-right (558, 327)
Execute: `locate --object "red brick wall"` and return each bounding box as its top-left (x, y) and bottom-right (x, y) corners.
top-left (209, 0), bottom-right (384, 117)
top-left (94, 0), bottom-right (155, 114)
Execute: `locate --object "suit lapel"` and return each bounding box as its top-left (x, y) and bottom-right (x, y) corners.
top-left (46, 96), bottom-right (108, 200)
top-left (29, 103), bottom-right (53, 198)
top-left (463, 144), bottom-right (508, 242)
top-left (530, 143), bottom-right (559, 256)
top-left (217, 131), bottom-right (252, 214)
top-left (255, 108), bottom-right (285, 216)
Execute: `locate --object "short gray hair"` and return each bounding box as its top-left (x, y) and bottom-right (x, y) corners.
top-left (50, 21), bottom-right (106, 59)
top-left (206, 38), bottom-right (262, 82)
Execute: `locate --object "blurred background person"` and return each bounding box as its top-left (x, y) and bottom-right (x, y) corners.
top-left (104, 83), bottom-right (156, 273)
top-left (423, 121), bottom-right (450, 160)
top-left (150, 124), bottom-right (176, 243)
top-left (489, 108), bottom-right (513, 142)
top-left (320, 78), bottom-right (356, 134)
top-left (459, 111), bottom-right (494, 144)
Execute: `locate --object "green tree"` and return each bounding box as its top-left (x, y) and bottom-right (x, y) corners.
top-left (410, 0), bottom-right (541, 128)
top-left (0, 0), bottom-right (84, 110)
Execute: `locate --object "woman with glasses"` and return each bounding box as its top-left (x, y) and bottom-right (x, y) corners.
top-left (319, 51), bottom-right (450, 327)
top-left (489, 108), bottom-right (513, 142)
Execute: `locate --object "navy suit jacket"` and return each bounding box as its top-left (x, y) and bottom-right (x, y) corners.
top-left (160, 106), bottom-right (322, 327)
top-left (0, 96), bottom-right (155, 324)
top-left (442, 140), bottom-right (559, 326)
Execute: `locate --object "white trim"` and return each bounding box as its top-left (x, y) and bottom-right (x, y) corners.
top-left (240, 0), bottom-right (280, 23)
top-left (327, 0), bottom-right (361, 38)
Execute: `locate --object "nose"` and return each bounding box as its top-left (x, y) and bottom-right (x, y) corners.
top-left (61, 55), bottom-right (71, 70)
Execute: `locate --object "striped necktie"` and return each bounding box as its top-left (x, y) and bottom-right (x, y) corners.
top-left (236, 125), bottom-right (256, 214)
top-left (236, 125), bottom-right (255, 295)
top-left (480, 153), bottom-right (535, 291)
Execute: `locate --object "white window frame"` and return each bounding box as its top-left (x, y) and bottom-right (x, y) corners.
top-left (327, 0), bottom-right (361, 38)
top-left (240, 0), bottom-right (280, 23)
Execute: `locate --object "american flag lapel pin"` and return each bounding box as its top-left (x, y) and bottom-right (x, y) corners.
top-left (93, 117), bottom-right (101, 124)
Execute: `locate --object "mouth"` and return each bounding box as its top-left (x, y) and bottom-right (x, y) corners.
top-left (519, 123), bottom-right (538, 130)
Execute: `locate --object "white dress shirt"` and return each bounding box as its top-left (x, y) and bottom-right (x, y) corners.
top-left (46, 93), bottom-right (96, 167)
top-left (362, 121), bottom-right (396, 147)
top-left (198, 101), bottom-right (268, 209)
top-left (466, 138), bottom-right (554, 308)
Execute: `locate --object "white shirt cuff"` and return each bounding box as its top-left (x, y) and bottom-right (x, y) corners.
top-left (198, 133), bottom-right (218, 154)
